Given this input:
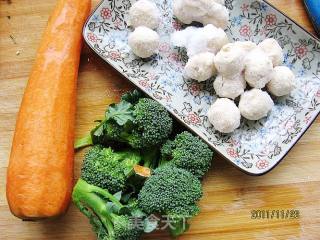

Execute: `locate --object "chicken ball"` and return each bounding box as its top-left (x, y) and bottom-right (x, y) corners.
top-left (173, 0), bottom-right (229, 29)
top-left (244, 48), bottom-right (273, 88)
top-left (214, 42), bottom-right (247, 78)
top-left (235, 41), bottom-right (257, 52)
top-left (129, 0), bottom-right (160, 29)
top-left (171, 24), bottom-right (229, 57)
top-left (128, 26), bottom-right (160, 58)
top-left (239, 89), bottom-right (274, 120)
top-left (214, 74), bottom-right (246, 99)
top-left (267, 66), bottom-right (295, 96)
top-left (258, 38), bottom-right (284, 66)
top-left (207, 98), bottom-right (241, 133)
top-left (184, 52), bottom-right (216, 82)
top-left (187, 24), bottom-right (229, 56)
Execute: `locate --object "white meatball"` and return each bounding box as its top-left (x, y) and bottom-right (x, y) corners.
top-left (184, 52), bottom-right (216, 82)
top-left (244, 48), bottom-right (273, 88)
top-left (171, 24), bottom-right (229, 57)
top-left (214, 74), bottom-right (246, 99)
top-left (129, 0), bottom-right (160, 29)
top-left (258, 38), bottom-right (284, 66)
top-left (235, 41), bottom-right (257, 52)
top-left (239, 89), bottom-right (274, 120)
top-left (214, 43), bottom-right (247, 78)
top-left (267, 66), bottom-right (295, 96)
top-left (171, 26), bottom-right (198, 48)
top-left (188, 24), bottom-right (229, 56)
top-left (207, 98), bottom-right (241, 133)
top-left (173, 0), bottom-right (229, 29)
top-left (128, 26), bottom-right (160, 58)
top-left (201, 2), bottom-right (229, 28)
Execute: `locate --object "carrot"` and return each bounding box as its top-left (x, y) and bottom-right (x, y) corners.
top-left (6, 0), bottom-right (91, 220)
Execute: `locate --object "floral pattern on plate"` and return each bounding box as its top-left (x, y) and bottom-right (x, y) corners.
top-left (83, 0), bottom-right (320, 175)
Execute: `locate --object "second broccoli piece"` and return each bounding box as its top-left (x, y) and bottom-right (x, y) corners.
top-left (81, 145), bottom-right (144, 193)
top-left (75, 90), bottom-right (173, 149)
top-left (160, 131), bottom-right (213, 178)
top-left (72, 179), bottom-right (143, 240)
top-left (138, 165), bottom-right (203, 237)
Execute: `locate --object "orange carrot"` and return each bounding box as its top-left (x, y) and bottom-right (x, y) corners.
top-left (6, 0), bottom-right (91, 220)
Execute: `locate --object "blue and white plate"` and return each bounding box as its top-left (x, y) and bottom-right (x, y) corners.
top-left (83, 0), bottom-right (320, 175)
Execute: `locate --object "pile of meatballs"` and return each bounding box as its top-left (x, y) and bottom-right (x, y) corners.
top-left (127, 0), bottom-right (295, 134)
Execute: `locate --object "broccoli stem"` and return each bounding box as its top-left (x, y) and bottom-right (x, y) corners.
top-left (74, 118), bottom-right (107, 150)
top-left (73, 179), bottom-right (126, 231)
top-left (91, 186), bottom-right (123, 210)
top-left (141, 147), bottom-right (159, 168)
top-left (168, 217), bottom-right (190, 237)
top-left (74, 135), bottom-right (93, 150)
top-left (73, 179), bottom-right (114, 233)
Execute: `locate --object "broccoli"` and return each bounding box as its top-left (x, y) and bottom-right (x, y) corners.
top-left (81, 145), bottom-right (149, 193)
top-left (81, 144), bottom-right (159, 194)
top-left (160, 131), bottom-right (213, 178)
top-left (75, 90), bottom-right (173, 149)
top-left (138, 165), bottom-right (203, 237)
top-left (72, 179), bottom-right (143, 240)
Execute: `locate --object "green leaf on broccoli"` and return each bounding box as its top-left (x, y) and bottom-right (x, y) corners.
top-left (106, 101), bottom-right (134, 126)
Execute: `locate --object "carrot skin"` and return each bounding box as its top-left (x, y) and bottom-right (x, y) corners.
top-left (6, 0), bottom-right (91, 220)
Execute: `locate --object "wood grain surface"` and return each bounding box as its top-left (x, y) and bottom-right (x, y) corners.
top-left (0, 0), bottom-right (319, 239)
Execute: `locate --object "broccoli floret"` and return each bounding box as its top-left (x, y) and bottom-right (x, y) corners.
top-left (138, 165), bottom-right (203, 214)
top-left (72, 179), bottom-right (142, 240)
top-left (160, 131), bottom-right (213, 178)
top-left (138, 165), bottom-right (203, 237)
top-left (81, 145), bottom-right (142, 193)
top-left (130, 98), bottom-right (172, 148)
top-left (75, 90), bottom-right (173, 149)
top-left (111, 215), bottom-right (142, 240)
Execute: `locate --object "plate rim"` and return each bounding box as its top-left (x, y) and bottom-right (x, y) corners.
top-left (82, 0), bottom-right (320, 176)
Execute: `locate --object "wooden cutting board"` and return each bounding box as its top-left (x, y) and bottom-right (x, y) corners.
top-left (0, 0), bottom-right (319, 239)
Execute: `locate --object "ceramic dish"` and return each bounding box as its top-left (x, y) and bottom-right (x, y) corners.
top-left (83, 0), bottom-right (320, 175)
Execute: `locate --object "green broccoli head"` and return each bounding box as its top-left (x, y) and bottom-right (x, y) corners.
top-left (138, 165), bottom-right (202, 215)
top-left (130, 98), bottom-right (173, 148)
top-left (160, 131), bottom-right (213, 178)
top-left (138, 165), bottom-right (203, 236)
top-left (81, 145), bottom-right (141, 193)
top-left (160, 139), bottom-right (174, 157)
top-left (104, 121), bottom-right (123, 140)
top-left (112, 215), bottom-right (141, 240)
